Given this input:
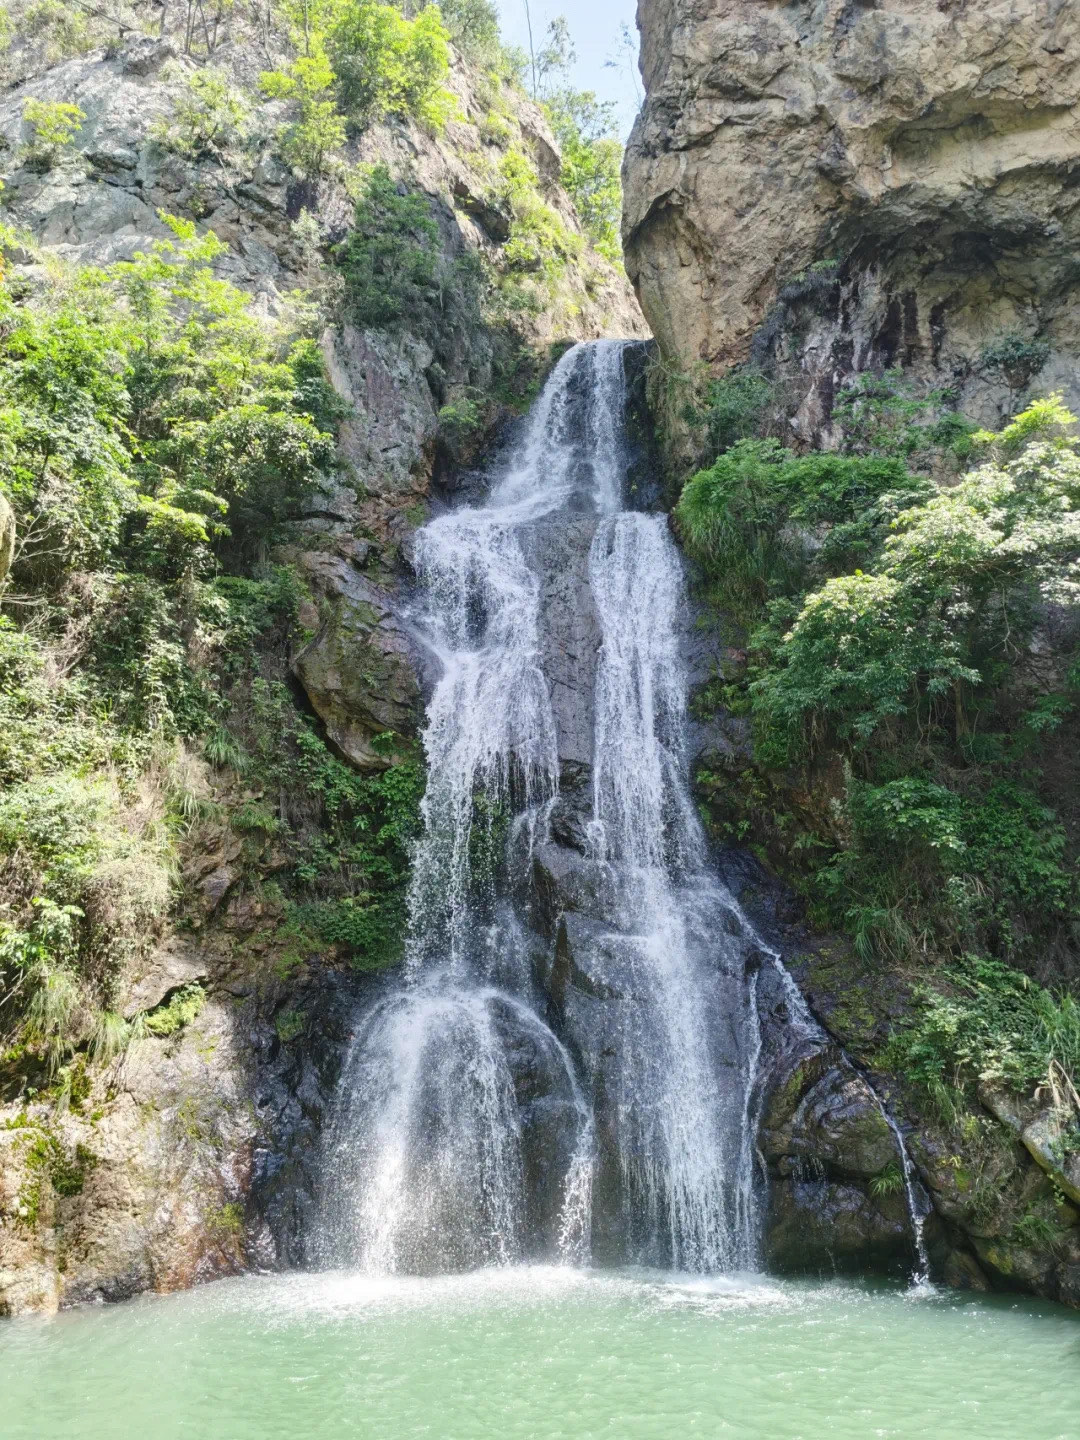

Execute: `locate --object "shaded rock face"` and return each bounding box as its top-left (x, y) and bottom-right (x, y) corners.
top-left (625, 0), bottom-right (1080, 438)
top-left (0, 951), bottom-right (372, 1316)
top-left (760, 1045), bottom-right (914, 1277)
top-left (291, 550), bottom-right (423, 771)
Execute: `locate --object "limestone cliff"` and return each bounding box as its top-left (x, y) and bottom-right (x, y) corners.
top-left (623, 0), bottom-right (1080, 1307)
top-left (0, 24), bottom-right (643, 1316)
top-left (625, 0), bottom-right (1080, 449)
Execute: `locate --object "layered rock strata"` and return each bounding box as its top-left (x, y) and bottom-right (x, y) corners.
top-left (624, 0), bottom-right (1080, 439)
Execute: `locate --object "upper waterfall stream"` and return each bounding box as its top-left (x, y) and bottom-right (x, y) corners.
top-left (317, 341), bottom-right (774, 1275)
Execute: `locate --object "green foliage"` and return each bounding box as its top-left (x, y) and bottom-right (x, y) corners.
top-left (676, 438), bottom-right (928, 620)
top-left (21, 97), bottom-right (83, 168)
top-left (152, 66), bottom-right (251, 159)
top-left (0, 212), bottom-right (349, 1089)
top-left (545, 89), bottom-right (622, 262)
top-left (833, 369), bottom-right (975, 462)
top-left (143, 982), bottom-right (206, 1037)
top-left (17, 0), bottom-right (93, 62)
top-left (980, 335), bottom-right (1050, 393)
top-left (869, 1161), bottom-right (904, 1197)
top-left (439, 0), bottom-right (501, 61)
top-left (694, 369), bottom-right (778, 457)
top-left (885, 955), bottom-right (1080, 1097)
top-left (812, 777), bottom-right (1073, 964)
top-left (329, 0), bottom-right (454, 129)
top-left (260, 52), bottom-right (346, 177)
top-left (739, 400), bottom-right (1080, 763)
top-left (336, 163), bottom-right (439, 326)
top-left (686, 394), bottom-right (1080, 1011)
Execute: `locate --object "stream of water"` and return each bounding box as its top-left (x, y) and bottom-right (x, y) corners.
top-left (4, 342), bottom-right (1079, 1439)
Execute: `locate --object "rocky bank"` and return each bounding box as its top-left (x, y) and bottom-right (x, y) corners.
top-left (622, 0), bottom-right (1080, 1306)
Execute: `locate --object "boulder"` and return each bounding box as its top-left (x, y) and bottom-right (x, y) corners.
top-left (291, 552), bottom-right (422, 771)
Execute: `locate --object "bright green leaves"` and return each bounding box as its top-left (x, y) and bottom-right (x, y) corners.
top-left (544, 89), bottom-right (622, 263)
top-left (683, 393), bottom-right (1080, 979)
top-left (681, 403), bottom-right (1080, 765)
top-left (676, 438), bottom-right (927, 619)
top-left (0, 214), bottom-right (336, 595)
top-left (152, 66), bottom-right (251, 160)
top-left (260, 52), bottom-right (346, 177)
top-left (751, 571), bottom-right (978, 766)
top-left (329, 0), bottom-right (454, 130)
top-left (336, 162), bottom-right (440, 326)
top-left (884, 954), bottom-right (1080, 1098)
top-left (21, 97), bottom-right (84, 169)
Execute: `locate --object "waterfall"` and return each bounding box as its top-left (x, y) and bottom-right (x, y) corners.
top-left (316, 341), bottom-right (772, 1275)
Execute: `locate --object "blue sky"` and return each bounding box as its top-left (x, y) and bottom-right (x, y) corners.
top-left (494, 0), bottom-right (642, 136)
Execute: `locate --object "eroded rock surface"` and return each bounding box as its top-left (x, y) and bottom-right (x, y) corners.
top-left (625, 0), bottom-right (1080, 437)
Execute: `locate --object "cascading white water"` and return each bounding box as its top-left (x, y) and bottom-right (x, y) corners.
top-left (584, 512), bottom-right (763, 1270)
top-left (317, 340), bottom-right (773, 1275)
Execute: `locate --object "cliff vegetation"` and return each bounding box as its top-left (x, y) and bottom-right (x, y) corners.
top-left (0, 0), bottom-right (643, 1313)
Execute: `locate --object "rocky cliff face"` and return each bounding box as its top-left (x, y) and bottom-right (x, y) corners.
top-left (0, 28), bottom-right (644, 1316)
top-left (625, 0), bottom-right (1080, 446)
top-left (623, 0), bottom-right (1080, 1307)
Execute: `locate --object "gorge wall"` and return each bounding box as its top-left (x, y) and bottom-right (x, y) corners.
top-left (624, 0), bottom-right (1080, 453)
top-left (622, 0), bottom-right (1080, 1307)
top-left (0, 15), bottom-right (645, 1316)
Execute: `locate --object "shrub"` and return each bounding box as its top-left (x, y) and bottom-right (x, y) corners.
top-left (260, 53), bottom-right (346, 177)
top-left (329, 0), bottom-right (454, 129)
top-left (885, 954), bottom-right (1080, 1097)
top-left (742, 398), bottom-right (1080, 760)
top-left (833, 368), bottom-right (976, 461)
top-left (152, 66), bottom-right (250, 159)
top-left (439, 0), bottom-right (501, 61)
top-left (675, 438), bottom-right (928, 618)
top-left (980, 334), bottom-right (1050, 393)
top-left (21, 98), bottom-right (84, 168)
top-left (545, 89), bottom-right (622, 262)
top-left (697, 369), bottom-right (777, 456)
top-left (336, 163), bottom-right (439, 326)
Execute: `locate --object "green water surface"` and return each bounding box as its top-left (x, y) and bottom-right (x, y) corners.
top-left (3, 1268), bottom-right (1078, 1439)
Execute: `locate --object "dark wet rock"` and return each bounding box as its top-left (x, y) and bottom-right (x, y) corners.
top-left (767, 1177), bottom-right (910, 1275)
top-left (531, 513), bottom-right (601, 774)
top-left (764, 1059), bottom-right (897, 1182)
top-left (979, 1083), bottom-right (1080, 1207)
top-left (942, 1248), bottom-right (993, 1293)
top-left (291, 552), bottom-right (422, 771)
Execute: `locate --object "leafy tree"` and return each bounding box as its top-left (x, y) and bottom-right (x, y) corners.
top-left (746, 399), bottom-right (1080, 763)
top-left (329, 0), bottom-right (454, 129)
top-left (21, 98), bottom-right (84, 168)
top-left (438, 0), bottom-right (500, 61)
top-left (260, 52), bottom-right (347, 177)
top-left (336, 163), bottom-right (440, 325)
top-left (545, 88), bottom-right (622, 261)
top-left (152, 65), bottom-right (251, 159)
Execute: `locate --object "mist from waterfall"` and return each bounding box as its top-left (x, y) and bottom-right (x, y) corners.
top-left (316, 341), bottom-right (769, 1275)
